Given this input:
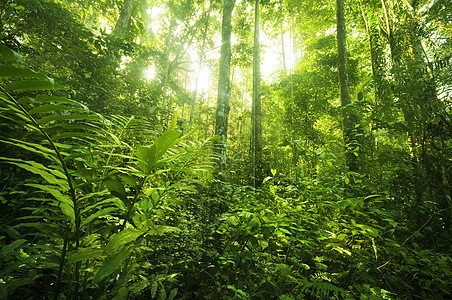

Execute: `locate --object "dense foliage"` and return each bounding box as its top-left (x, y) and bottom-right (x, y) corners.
top-left (1, 0), bottom-right (451, 299)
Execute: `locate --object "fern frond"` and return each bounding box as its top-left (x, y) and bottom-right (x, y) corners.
top-left (298, 280), bottom-right (350, 300)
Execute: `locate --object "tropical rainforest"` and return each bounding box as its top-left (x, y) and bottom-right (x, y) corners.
top-left (0, 0), bottom-right (451, 299)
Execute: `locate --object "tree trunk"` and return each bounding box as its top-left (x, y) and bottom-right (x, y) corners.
top-left (214, 0), bottom-right (235, 172)
top-left (160, 13), bottom-right (175, 128)
top-left (112, 0), bottom-right (135, 40)
top-left (336, 0), bottom-right (360, 173)
top-left (281, 24), bottom-right (286, 74)
top-left (251, 0), bottom-right (263, 186)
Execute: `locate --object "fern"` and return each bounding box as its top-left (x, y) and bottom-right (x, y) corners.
top-left (1, 45), bottom-right (216, 299)
top-left (0, 45), bottom-right (109, 297)
top-left (298, 280), bottom-right (350, 300)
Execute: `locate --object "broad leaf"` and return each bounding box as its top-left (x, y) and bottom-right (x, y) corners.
top-left (0, 239), bottom-right (27, 257)
top-left (81, 207), bottom-right (117, 228)
top-left (104, 178), bottom-right (128, 205)
top-left (92, 246), bottom-right (132, 285)
top-left (69, 248), bottom-right (103, 263)
top-left (104, 228), bottom-right (146, 253)
top-left (137, 129), bottom-right (181, 174)
top-left (5, 80), bottom-right (66, 91)
top-left (0, 66), bottom-right (47, 78)
top-left (1, 158), bottom-right (69, 190)
top-left (0, 45), bottom-right (22, 62)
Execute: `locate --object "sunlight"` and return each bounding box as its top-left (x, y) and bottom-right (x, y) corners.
top-left (143, 66), bottom-right (156, 81)
top-left (119, 56), bottom-right (131, 70)
top-left (98, 16), bottom-right (112, 34)
top-left (195, 67), bottom-right (210, 92)
top-left (146, 6), bottom-right (166, 33)
top-left (260, 29), bottom-right (300, 81)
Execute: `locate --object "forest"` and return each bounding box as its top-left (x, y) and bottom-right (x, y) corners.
top-left (0, 0), bottom-right (451, 299)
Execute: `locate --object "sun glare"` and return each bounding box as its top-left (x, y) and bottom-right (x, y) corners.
top-left (196, 67), bottom-right (210, 92)
top-left (143, 66), bottom-right (156, 81)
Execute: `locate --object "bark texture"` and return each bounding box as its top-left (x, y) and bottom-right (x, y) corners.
top-left (214, 0), bottom-right (235, 172)
top-left (112, 0), bottom-right (135, 40)
top-left (336, 0), bottom-right (360, 173)
top-left (251, 0), bottom-right (263, 186)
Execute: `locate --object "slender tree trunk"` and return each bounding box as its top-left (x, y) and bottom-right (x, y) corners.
top-left (214, 0), bottom-right (235, 172)
top-left (160, 13), bottom-right (175, 128)
top-left (112, 0), bottom-right (135, 39)
top-left (290, 19), bottom-right (298, 180)
top-left (251, 0), bottom-right (263, 187)
top-left (336, 0), bottom-right (360, 173)
top-left (361, 5), bottom-right (387, 185)
top-left (281, 24), bottom-right (286, 75)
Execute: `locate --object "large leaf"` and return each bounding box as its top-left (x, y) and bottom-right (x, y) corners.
top-left (92, 246), bottom-right (132, 285)
top-left (69, 248), bottom-right (103, 263)
top-left (35, 95), bottom-right (86, 107)
top-left (29, 104), bottom-right (75, 115)
top-left (0, 239), bottom-right (27, 257)
top-left (137, 129), bottom-right (181, 174)
top-left (0, 138), bottom-right (55, 161)
top-left (81, 207), bottom-right (117, 228)
top-left (0, 66), bottom-right (47, 78)
top-left (25, 183), bottom-right (75, 225)
top-left (37, 113), bottom-right (102, 124)
top-left (104, 178), bottom-right (128, 205)
top-left (0, 45), bottom-right (22, 62)
top-left (0, 158), bottom-right (68, 189)
top-left (104, 228), bottom-right (146, 253)
top-left (25, 184), bottom-right (73, 207)
top-left (137, 145), bottom-right (157, 174)
top-left (5, 80), bottom-right (66, 91)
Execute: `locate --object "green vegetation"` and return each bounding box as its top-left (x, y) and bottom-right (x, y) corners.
top-left (1, 0), bottom-right (451, 299)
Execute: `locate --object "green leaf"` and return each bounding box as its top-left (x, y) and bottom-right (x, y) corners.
top-left (104, 229), bottom-right (146, 253)
top-left (59, 202), bottom-right (76, 225)
top-left (80, 192), bottom-right (112, 212)
top-left (5, 80), bottom-right (66, 91)
top-left (168, 288), bottom-right (178, 300)
top-left (0, 139), bottom-right (55, 161)
top-left (29, 104), bottom-right (74, 115)
top-left (1, 158), bottom-right (68, 190)
top-left (154, 129), bottom-right (181, 160)
top-left (137, 145), bottom-right (156, 174)
top-left (0, 239), bottom-right (27, 257)
top-left (129, 277), bottom-right (151, 294)
top-left (69, 248), bottom-right (103, 263)
top-left (119, 174), bottom-right (137, 189)
top-left (383, 218), bottom-right (398, 228)
top-left (0, 66), bottom-right (46, 78)
top-left (35, 95), bottom-right (85, 107)
top-left (92, 246), bottom-right (131, 285)
top-left (37, 113), bottom-right (102, 124)
top-left (25, 183), bottom-right (72, 206)
top-left (168, 112), bottom-right (178, 129)
top-left (81, 207), bottom-right (117, 228)
top-left (148, 225), bottom-right (179, 236)
top-left (137, 129), bottom-right (181, 174)
top-left (104, 178), bottom-right (128, 205)
top-left (0, 45), bottom-right (22, 62)
top-left (151, 281), bottom-right (158, 298)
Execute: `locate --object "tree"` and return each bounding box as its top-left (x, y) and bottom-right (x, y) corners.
top-left (336, 0), bottom-right (360, 173)
top-left (112, 0), bottom-right (136, 40)
top-left (214, 0), bottom-right (235, 172)
top-left (251, 0), bottom-right (263, 186)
